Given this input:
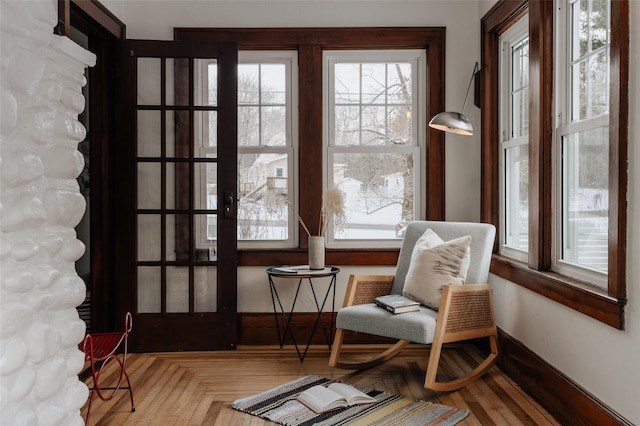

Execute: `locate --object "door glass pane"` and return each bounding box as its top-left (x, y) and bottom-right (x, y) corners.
top-left (137, 110), bottom-right (161, 157)
top-left (195, 59), bottom-right (217, 107)
top-left (138, 214), bottom-right (161, 261)
top-left (561, 128), bottom-right (608, 272)
top-left (206, 214), bottom-right (217, 259)
top-left (195, 111), bottom-right (217, 151)
top-left (194, 163), bottom-right (217, 210)
top-left (137, 58), bottom-right (161, 105)
top-left (165, 58), bottom-right (175, 106)
top-left (166, 111), bottom-right (175, 157)
top-left (137, 162), bottom-right (161, 209)
top-left (166, 266), bottom-right (189, 313)
top-left (166, 58), bottom-right (189, 106)
top-left (170, 213), bottom-right (189, 260)
top-left (194, 214), bottom-right (217, 257)
top-left (331, 152), bottom-right (413, 240)
top-left (166, 164), bottom-right (175, 209)
top-left (169, 110), bottom-right (190, 159)
top-left (237, 153), bottom-right (289, 241)
top-left (172, 162), bottom-right (189, 215)
top-left (138, 267), bottom-right (161, 313)
top-left (195, 266), bottom-right (217, 312)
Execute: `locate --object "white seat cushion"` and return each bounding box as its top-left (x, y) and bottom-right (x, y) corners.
top-left (335, 303), bottom-right (438, 345)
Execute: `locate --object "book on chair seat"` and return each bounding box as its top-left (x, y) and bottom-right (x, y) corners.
top-left (296, 383), bottom-right (376, 413)
top-left (374, 294), bottom-right (420, 314)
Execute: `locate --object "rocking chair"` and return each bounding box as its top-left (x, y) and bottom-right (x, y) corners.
top-left (329, 221), bottom-right (497, 392)
top-left (80, 312), bottom-right (135, 425)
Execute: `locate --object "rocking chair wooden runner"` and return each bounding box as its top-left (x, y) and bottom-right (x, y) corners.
top-left (329, 221), bottom-right (498, 392)
top-left (80, 312), bottom-right (135, 425)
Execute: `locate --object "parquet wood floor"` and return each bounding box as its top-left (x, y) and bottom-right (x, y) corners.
top-left (81, 344), bottom-right (560, 425)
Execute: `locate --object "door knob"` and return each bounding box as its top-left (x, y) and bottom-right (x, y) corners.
top-left (223, 191), bottom-right (234, 219)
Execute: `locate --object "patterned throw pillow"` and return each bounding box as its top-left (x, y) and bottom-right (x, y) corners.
top-left (402, 229), bottom-right (472, 310)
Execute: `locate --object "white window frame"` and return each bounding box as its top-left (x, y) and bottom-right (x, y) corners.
top-left (499, 16), bottom-right (529, 263)
top-left (323, 50), bottom-right (426, 249)
top-left (194, 51), bottom-right (299, 250)
top-left (237, 51), bottom-right (298, 249)
top-left (552, 0), bottom-right (609, 287)
top-left (194, 58), bottom-right (219, 250)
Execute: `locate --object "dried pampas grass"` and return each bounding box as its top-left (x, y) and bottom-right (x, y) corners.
top-left (266, 186), bottom-right (345, 237)
top-left (320, 186), bottom-right (346, 237)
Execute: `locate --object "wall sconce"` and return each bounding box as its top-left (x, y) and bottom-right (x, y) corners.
top-left (429, 62), bottom-right (480, 136)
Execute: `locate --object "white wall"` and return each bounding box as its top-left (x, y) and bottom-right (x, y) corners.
top-left (92, 0), bottom-right (640, 424)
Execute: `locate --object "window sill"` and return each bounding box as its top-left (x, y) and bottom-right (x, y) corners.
top-left (238, 248), bottom-right (399, 267)
top-left (490, 254), bottom-right (626, 330)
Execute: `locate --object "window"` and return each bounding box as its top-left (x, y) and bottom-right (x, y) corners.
top-left (324, 51), bottom-right (425, 247)
top-left (481, 0), bottom-right (628, 329)
top-left (554, 0), bottom-right (609, 286)
top-left (196, 52), bottom-right (298, 249)
top-left (236, 51), bottom-right (298, 248)
top-left (499, 17), bottom-right (529, 261)
top-left (194, 59), bottom-right (219, 251)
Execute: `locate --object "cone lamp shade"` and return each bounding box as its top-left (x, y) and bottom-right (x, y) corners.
top-left (429, 62), bottom-right (479, 136)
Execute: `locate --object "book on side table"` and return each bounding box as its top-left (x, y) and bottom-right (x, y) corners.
top-left (374, 294), bottom-right (420, 314)
top-left (296, 383), bottom-right (376, 413)
top-left (272, 265), bottom-right (332, 274)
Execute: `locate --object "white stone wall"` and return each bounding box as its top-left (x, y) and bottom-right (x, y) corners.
top-left (1, 1), bottom-right (96, 425)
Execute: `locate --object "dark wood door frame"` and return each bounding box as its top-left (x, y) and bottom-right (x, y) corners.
top-left (59, 0), bottom-right (126, 332)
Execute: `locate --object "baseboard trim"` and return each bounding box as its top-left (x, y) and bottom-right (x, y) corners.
top-left (497, 328), bottom-right (632, 426)
top-left (238, 313), bottom-right (394, 346)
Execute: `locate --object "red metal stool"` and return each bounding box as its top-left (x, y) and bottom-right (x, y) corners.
top-left (80, 312), bottom-right (135, 425)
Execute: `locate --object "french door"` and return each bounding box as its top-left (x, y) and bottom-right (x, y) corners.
top-left (116, 40), bottom-right (238, 351)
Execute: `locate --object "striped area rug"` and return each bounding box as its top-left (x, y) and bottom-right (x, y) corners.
top-left (231, 375), bottom-right (469, 426)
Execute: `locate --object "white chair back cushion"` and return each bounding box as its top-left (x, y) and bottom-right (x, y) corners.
top-left (391, 221), bottom-right (496, 295)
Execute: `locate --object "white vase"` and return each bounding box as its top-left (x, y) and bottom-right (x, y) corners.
top-left (308, 236), bottom-right (325, 270)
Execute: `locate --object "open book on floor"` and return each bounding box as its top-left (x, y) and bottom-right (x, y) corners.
top-left (296, 383), bottom-right (376, 413)
top-left (374, 294), bottom-right (420, 314)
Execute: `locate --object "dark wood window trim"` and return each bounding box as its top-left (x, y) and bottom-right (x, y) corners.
top-left (57, 0), bottom-right (126, 38)
top-left (481, 0), bottom-right (628, 329)
top-left (175, 27), bottom-right (446, 267)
